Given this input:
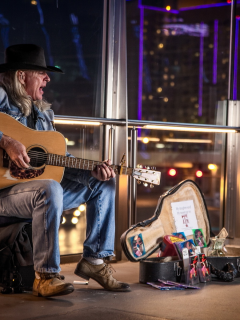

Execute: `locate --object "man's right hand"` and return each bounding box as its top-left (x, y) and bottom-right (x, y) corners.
top-left (0, 135), bottom-right (30, 169)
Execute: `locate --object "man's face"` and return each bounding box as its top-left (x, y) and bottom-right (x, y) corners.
top-left (24, 71), bottom-right (50, 100)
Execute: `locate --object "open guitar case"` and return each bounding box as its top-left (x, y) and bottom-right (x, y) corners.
top-left (120, 180), bottom-right (240, 283)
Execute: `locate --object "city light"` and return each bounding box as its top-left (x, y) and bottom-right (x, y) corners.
top-left (128, 137), bottom-right (160, 142)
top-left (166, 6), bottom-right (171, 11)
top-left (196, 170), bottom-right (203, 178)
top-left (79, 204), bottom-right (86, 212)
top-left (208, 164), bottom-right (217, 170)
top-left (164, 138), bottom-right (212, 143)
top-left (67, 141), bottom-right (75, 146)
top-left (157, 87), bottom-right (162, 92)
top-left (168, 168), bottom-right (177, 176)
top-left (163, 97), bottom-right (168, 102)
top-left (73, 210), bottom-right (81, 217)
top-left (144, 125), bottom-right (237, 133)
top-left (54, 119), bottom-right (101, 126)
top-left (158, 43), bottom-right (164, 49)
top-left (71, 217), bottom-right (79, 224)
top-left (156, 143), bottom-right (165, 148)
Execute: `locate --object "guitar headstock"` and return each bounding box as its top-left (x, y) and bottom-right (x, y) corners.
top-left (132, 165), bottom-right (161, 187)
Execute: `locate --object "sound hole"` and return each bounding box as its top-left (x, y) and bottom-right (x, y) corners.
top-left (28, 147), bottom-right (47, 168)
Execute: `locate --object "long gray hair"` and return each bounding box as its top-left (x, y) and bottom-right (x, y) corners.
top-left (0, 70), bottom-right (51, 116)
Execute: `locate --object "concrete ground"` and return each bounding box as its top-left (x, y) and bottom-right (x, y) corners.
top-left (1, 260), bottom-right (240, 320)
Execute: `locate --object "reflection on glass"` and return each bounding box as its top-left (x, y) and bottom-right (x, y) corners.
top-left (0, 0), bottom-right (104, 117)
top-left (126, 1), bottom-right (235, 235)
top-left (131, 128), bottom-right (224, 235)
top-left (0, 0), bottom-right (104, 255)
top-left (127, 0), bottom-right (237, 124)
top-left (56, 124), bottom-right (101, 255)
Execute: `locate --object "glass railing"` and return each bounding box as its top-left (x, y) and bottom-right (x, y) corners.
top-left (55, 114), bottom-right (239, 239)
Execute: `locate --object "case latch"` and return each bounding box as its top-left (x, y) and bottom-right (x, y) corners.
top-left (237, 258), bottom-right (240, 272)
top-left (174, 262), bottom-right (182, 277)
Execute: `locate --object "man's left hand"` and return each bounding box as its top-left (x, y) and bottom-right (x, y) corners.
top-left (91, 160), bottom-right (116, 181)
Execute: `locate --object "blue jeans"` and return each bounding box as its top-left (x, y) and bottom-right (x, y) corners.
top-left (0, 176), bottom-right (116, 273)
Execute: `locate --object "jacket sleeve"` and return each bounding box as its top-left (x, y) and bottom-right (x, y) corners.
top-left (0, 87), bottom-right (11, 142)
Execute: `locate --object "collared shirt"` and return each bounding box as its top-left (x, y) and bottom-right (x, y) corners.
top-left (0, 87), bottom-right (91, 187)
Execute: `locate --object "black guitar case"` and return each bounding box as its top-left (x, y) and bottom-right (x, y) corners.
top-left (120, 179), bottom-right (240, 283)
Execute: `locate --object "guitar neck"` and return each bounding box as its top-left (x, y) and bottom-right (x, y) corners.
top-left (47, 154), bottom-right (132, 176)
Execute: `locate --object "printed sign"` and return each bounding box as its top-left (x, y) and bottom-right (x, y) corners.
top-left (171, 200), bottom-right (198, 236)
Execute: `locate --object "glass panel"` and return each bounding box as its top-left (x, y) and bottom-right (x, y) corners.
top-left (56, 124), bottom-right (102, 255)
top-left (0, 0), bottom-right (105, 254)
top-left (132, 128), bottom-right (225, 235)
top-left (126, 1), bottom-right (233, 236)
top-left (127, 0), bottom-right (231, 124)
top-left (0, 0), bottom-right (104, 117)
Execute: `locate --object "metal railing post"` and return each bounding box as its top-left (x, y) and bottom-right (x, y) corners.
top-left (108, 125), bottom-right (115, 161)
top-left (129, 127), bottom-right (138, 226)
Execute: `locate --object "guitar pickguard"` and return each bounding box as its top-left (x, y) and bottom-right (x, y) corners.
top-left (9, 161), bottom-right (45, 180)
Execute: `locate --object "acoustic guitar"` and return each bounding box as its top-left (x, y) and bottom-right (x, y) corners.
top-left (0, 112), bottom-right (161, 190)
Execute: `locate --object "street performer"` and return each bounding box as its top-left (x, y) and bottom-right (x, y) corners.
top-left (0, 44), bottom-right (130, 297)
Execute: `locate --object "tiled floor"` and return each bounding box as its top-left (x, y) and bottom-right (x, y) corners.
top-left (1, 260), bottom-right (240, 320)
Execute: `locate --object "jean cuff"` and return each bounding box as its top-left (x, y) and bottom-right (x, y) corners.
top-left (83, 250), bottom-right (115, 259)
top-left (34, 267), bottom-right (61, 273)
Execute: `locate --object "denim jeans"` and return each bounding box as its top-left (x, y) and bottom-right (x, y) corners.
top-left (0, 176), bottom-right (116, 273)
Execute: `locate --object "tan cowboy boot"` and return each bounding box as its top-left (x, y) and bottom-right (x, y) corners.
top-left (74, 257), bottom-right (130, 292)
top-left (33, 272), bottom-right (74, 297)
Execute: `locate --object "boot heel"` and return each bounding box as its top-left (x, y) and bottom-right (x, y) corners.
top-left (74, 270), bottom-right (90, 281)
top-left (32, 290), bottom-right (41, 297)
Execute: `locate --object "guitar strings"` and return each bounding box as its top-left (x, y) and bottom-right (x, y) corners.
top-left (27, 151), bottom-right (133, 173)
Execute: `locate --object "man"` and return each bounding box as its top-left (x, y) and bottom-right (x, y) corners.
top-left (0, 44), bottom-right (130, 297)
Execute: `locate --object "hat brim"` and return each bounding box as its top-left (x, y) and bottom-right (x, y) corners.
top-left (0, 62), bottom-right (64, 73)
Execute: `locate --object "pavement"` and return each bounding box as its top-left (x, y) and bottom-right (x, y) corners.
top-left (1, 260), bottom-right (240, 320)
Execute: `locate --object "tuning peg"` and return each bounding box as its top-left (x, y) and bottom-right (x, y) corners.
top-left (137, 180), bottom-right (141, 185)
top-left (143, 182), bottom-right (148, 187)
top-left (150, 184), bottom-right (154, 188)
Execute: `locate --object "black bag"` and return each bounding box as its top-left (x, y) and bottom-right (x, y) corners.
top-left (0, 223), bottom-right (35, 293)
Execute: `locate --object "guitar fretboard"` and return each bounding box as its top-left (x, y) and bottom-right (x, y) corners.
top-left (46, 153), bottom-right (133, 176)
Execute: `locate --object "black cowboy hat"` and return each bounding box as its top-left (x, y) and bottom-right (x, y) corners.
top-left (0, 44), bottom-right (63, 73)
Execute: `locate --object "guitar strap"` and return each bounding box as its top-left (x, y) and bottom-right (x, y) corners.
top-left (26, 105), bottom-right (38, 129)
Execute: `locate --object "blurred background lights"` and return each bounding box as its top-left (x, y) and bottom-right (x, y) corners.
top-left (142, 137), bottom-right (149, 144)
top-left (31, 0), bottom-right (37, 5)
top-left (73, 210), bottom-right (81, 217)
top-left (71, 217), bottom-right (79, 224)
top-left (158, 43), bottom-right (164, 49)
top-left (208, 164), bottom-right (217, 170)
top-left (168, 168), bottom-right (177, 176)
top-left (196, 170), bottom-right (203, 177)
top-left (166, 6), bottom-right (171, 11)
top-left (62, 217), bottom-right (66, 224)
top-left (157, 87), bottom-right (162, 92)
top-left (79, 204), bottom-right (86, 212)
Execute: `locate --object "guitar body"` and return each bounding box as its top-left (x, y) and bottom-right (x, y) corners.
top-left (0, 112), bottom-right (66, 190)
